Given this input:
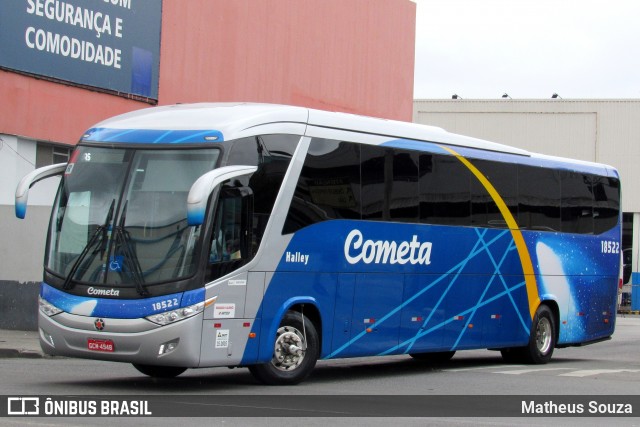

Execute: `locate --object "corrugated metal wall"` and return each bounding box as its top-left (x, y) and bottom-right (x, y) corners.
top-left (414, 100), bottom-right (640, 212)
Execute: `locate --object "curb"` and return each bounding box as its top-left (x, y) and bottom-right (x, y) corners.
top-left (0, 348), bottom-right (45, 359)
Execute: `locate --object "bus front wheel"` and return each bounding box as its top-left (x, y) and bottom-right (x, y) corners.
top-left (501, 304), bottom-right (556, 364)
top-left (249, 310), bottom-right (319, 385)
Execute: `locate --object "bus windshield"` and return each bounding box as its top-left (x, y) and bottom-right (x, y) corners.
top-left (46, 146), bottom-right (220, 290)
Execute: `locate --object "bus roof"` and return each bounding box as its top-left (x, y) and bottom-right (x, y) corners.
top-left (84, 103), bottom-right (527, 153)
top-left (82, 103), bottom-right (615, 174)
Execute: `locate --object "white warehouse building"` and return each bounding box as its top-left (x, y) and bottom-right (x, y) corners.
top-left (413, 99), bottom-right (640, 306)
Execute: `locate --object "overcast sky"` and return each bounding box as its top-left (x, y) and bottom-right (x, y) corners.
top-left (413, 0), bottom-right (640, 99)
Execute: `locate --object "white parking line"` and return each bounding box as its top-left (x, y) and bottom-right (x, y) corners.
top-left (493, 367), bottom-right (574, 375)
top-left (444, 364), bottom-right (640, 379)
top-left (444, 365), bottom-right (526, 372)
top-left (559, 369), bottom-right (640, 377)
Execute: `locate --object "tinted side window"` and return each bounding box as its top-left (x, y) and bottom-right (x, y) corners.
top-left (248, 135), bottom-right (298, 216)
top-left (228, 135), bottom-right (298, 245)
top-left (561, 172), bottom-right (594, 234)
top-left (282, 138), bottom-right (617, 237)
top-left (361, 146), bottom-right (419, 222)
top-left (227, 136), bottom-right (259, 166)
top-left (420, 154), bottom-right (471, 226)
top-left (471, 160), bottom-right (517, 229)
top-left (593, 176), bottom-right (620, 234)
top-left (518, 165), bottom-right (561, 231)
top-left (391, 151), bottom-right (419, 222)
top-left (227, 135), bottom-right (299, 167)
top-left (283, 139), bottom-right (360, 234)
top-left (361, 145), bottom-right (386, 220)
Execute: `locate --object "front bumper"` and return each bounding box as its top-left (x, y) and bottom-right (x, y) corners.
top-left (38, 310), bottom-right (204, 367)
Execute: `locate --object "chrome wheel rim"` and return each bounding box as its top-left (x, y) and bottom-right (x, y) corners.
top-left (271, 325), bottom-right (306, 371)
top-left (536, 317), bottom-right (552, 355)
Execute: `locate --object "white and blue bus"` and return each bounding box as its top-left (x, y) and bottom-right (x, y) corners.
top-left (16, 103), bottom-right (621, 385)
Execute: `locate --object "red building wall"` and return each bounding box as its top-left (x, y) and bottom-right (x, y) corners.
top-left (0, 71), bottom-right (144, 145)
top-left (1, 0), bottom-right (415, 145)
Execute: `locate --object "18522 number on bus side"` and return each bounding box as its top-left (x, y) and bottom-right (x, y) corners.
top-left (601, 240), bottom-right (620, 254)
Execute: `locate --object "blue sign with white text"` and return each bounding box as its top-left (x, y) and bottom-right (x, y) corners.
top-left (0, 0), bottom-right (161, 99)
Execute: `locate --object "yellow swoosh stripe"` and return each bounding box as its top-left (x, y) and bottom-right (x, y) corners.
top-left (439, 145), bottom-right (540, 320)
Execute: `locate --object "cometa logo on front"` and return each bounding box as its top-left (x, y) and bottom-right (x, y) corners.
top-left (344, 229), bottom-right (433, 265)
top-left (87, 287), bottom-right (120, 296)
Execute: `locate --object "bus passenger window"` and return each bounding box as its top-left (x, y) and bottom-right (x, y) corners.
top-left (361, 145), bottom-right (386, 220)
top-left (471, 160), bottom-right (517, 229)
top-left (390, 150), bottom-right (419, 223)
top-left (561, 172), bottom-right (594, 234)
top-left (593, 176), bottom-right (620, 234)
top-left (420, 154), bottom-right (471, 226)
top-left (518, 166), bottom-right (561, 232)
top-left (283, 139), bottom-right (361, 234)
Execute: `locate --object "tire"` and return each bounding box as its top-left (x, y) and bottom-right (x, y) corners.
top-left (410, 351), bottom-right (456, 363)
top-left (501, 304), bottom-right (556, 364)
top-left (249, 310), bottom-right (320, 385)
top-left (132, 363), bottom-right (187, 378)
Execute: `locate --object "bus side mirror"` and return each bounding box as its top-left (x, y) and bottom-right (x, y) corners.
top-left (15, 163), bottom-right (67, 219)
top-left (187, 165), bottom-right (257, 226)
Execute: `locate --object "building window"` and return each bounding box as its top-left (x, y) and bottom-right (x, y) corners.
top-left (36, 142), bottom-right (71, 168)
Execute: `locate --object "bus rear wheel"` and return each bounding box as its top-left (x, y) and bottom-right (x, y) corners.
top-left (501, 304), bottom-right (556, 364)
top-left (249, 310), bottom-right (319, 385)
top-left (132, 363), bottom-right (187, 378)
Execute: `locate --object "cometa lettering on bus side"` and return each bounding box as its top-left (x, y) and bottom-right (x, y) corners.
top-left (344, 229), bottom-right (433, 266)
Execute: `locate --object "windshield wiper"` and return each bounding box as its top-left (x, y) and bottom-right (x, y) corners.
top-left (63, 199), bottom-right (115, 290)
top-left (114, 201), bottom-right (149, 297)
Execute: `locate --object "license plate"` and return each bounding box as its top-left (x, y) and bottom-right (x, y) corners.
top-left (87, 338), bottom-right (114, 352)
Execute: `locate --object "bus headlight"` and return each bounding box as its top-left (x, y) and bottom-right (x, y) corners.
top-left (39, 296), bottom-right (63, 317)
top-left (146, 296), bottom-right (216, 326)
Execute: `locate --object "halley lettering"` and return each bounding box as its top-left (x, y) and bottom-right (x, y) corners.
top-left (344, 229), bottom-right (432, 266)
top-left (285, 251), bottom-right (309, 265)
